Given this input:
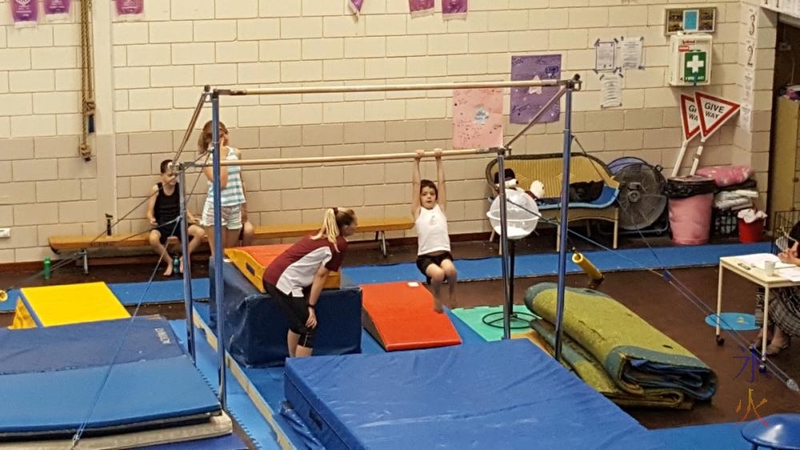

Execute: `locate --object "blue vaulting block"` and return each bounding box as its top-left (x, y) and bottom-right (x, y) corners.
top-left (209, 260), bottom-right (362, 367)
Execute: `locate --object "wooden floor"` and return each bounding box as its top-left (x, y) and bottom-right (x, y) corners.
top-left (1, 229), bottom-right (798, 432)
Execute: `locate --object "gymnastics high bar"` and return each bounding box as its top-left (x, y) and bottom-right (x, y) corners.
top-left (186, 74), bottom-right (581, 410)
top-left (192, 148), bottom-right (490, 167)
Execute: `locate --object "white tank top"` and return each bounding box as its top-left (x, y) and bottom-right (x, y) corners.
top-left (415, 204), bottom-right (451, 256)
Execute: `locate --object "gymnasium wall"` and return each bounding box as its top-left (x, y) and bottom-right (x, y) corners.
top-left (0, 0), bottom-right (771, 263)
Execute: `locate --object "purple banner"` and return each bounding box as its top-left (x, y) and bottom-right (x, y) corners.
top-left (409, 0), bottom-right (433, 17)
top-left (11, 0), bottom-right (38, 26)
top-left (349, 0), bottom-right (364, 16)
top-left (442, 0), bottom-right (467, 19)
top-left (510, 55), bottom-right (562, 125)
top-left (116, 0), bottom-right (144, 16)
top-left (44, 0), bottom-right (70, 14)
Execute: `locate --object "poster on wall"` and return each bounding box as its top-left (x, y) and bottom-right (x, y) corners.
top-left (442, 0), bottom-right (467, 20)
top-left (409, 0), bottom-right (434, 17)
top-left (11, 0), bottom-right (39, 28)
top-left (44, 0), bottom-right (72, 21)
top-left (600, 74), bottom-right (623, 108)
top-left (348, 0), bottom-right (364, 17)
top-left (510, 55), bottom-right (562, 125)
top-left (452, 88), bottom-right (504, 150)
top-left (115, 0), bottom-right (144, 20)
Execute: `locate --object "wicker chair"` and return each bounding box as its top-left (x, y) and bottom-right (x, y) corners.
top-left (485, 153), bottom-right (620, 250)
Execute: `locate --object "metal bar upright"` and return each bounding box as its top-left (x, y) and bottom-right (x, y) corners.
top-left (497, 149), bottom-right (513, 340)
top-left (554, 83), bottom-right (575, 363)
top-left (177, 167), bottom-right (196, 363)
top-left (210, 93), bottom-right (227, 409)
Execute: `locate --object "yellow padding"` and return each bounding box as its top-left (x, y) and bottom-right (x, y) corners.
top-left (226, 245), bottom-right (340, 293)
top-left (511, 329), bottom-right (550, 354)
top-left (10, 298), bottom-right (35, 330)
top-left (17, 282), bottom-right (129, 328)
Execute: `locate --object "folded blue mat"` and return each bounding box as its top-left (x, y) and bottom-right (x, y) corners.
top-left (0, 317), bottom-right (221, 439)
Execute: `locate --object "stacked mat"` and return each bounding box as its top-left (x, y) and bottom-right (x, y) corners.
top-left (0, 316), bottom-right (230, 448)
top-left (524, 283), bottom-right (718, 409)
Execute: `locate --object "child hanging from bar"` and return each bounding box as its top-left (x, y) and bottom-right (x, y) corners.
top-left (412, 148), bottom-right (458, 313)
top-left (146, 159), bottom-right (205, 276)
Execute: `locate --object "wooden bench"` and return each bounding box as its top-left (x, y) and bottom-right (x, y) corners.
top-left (48, 217), bottom-right (414, 273)
top-left (485, 153), bottom-right (620, 250)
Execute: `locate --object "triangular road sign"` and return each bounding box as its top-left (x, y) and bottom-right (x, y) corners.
top-left (679, 94), bottom-right (701, 141)
top-left (695, 92), bottom-right (741, 139)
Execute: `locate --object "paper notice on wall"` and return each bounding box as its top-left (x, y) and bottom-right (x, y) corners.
top-left (452, 88), bottom-right (504, 149)
top-left (442, 0), bottom-right (467, 20)
top-left (619, 37), bottom-right (644, 70)
top-left (409, 0), bottom-right (434, 17)
top-left (348, 0), bottom-right (364, 17)
top-left (115, 0), bottom-right (144, 20)
top-left (738, 104), bottom-right (753, 131)
top-left (743, 69), bottom-right (755, 105)
top-left (44, 0), bottom-right (71, 21)
top-left (11, 0), bottom-right (39, 28)
top-left (510, 54), bottom-right (562, 125)
top-left (746, 6), bottom-right (757, 39)
top-left (595, 41), bottom-right (616, 72)
top-left (600, 74), bottom-right (623, 109)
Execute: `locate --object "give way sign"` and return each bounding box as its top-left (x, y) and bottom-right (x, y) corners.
top-left (679, 94), bottom-right (701, 141)
top-left (694, 92), bottom-right (741, 140)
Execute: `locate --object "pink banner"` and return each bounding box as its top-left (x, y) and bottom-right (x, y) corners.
top-left (44, 0), bottom-right (70, 14)
top-left (442, 0), bottom-right (467, 20)
top-left (11, 0), bottom-right (39, 27)
top-left (116, 0), bottom-right (143, 16)
top-left (348, 0), bottom-right (364, 16)
top-left (409, 0), bottom-right (434, 17)
top-left (452, 88), bottom-right (504, 150)
top-left (44, 0), bottom-right (71, 20)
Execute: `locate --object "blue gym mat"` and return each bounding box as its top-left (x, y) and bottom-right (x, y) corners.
top-left (650, 422), bottom-right (753, 450)
top-left (284, 339), bottom-right (667, 450)
top-left (140, 433), bottom-right (247, 450)
top-left (342, 242), bottom-right (772, 284)
top-left (170, 318), bottom-right (283, 450)
top-left (0, 317), bottom-right (221, 439)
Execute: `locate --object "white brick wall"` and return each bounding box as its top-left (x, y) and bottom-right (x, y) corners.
top-left (0, 0), bottom-right (775, 262)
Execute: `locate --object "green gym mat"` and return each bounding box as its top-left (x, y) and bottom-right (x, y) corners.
top-left (450, 305), bottom-right (540, 342)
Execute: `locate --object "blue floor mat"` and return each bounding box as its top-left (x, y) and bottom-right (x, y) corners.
top-left (140, 433), bottom-right (247, 450)
top-left (650, 422), bottom-right (753, 450)
top-left (0, 317), bottom-right (220, 439)
top-left (342, 242), bottom-right (772, 284)
top-left (170, 319), bottom-right (282, 450)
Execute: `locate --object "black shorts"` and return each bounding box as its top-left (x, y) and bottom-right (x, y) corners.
top-left (416, 252), bottom-right (454, 277)
top-left (264, 283), bottom-right (312, 336)
top-left (155, 222), bottom-right (182, 246)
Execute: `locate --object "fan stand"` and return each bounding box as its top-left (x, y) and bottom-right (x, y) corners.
top-left (481, 240), bottom-right (536, 329)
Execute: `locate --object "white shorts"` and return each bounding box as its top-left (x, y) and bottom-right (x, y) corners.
top-left (201, 202), bottom-right (242, 230)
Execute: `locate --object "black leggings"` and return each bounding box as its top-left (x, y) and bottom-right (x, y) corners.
top-left (264, 283), bottom-right (317, 348)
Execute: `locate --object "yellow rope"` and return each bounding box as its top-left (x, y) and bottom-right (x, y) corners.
top-left (79, 0), bottom-right (94, 161)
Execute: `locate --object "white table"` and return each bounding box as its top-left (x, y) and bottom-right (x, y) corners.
top-left (716, 256), bottom-right (800, 369)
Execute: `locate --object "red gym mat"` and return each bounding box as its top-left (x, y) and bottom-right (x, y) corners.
top-left (360, 281), bottom-right (462, 351)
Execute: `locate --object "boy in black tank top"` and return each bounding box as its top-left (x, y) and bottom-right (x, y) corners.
top-left (146, 160), bottom-right (206, 276)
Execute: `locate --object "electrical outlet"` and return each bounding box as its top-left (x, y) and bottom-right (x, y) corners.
top-left (0, 228), bottom-right (9, 239)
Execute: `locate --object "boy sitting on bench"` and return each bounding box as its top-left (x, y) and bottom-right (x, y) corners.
top-left (147, 160), bottom-right (206, 276)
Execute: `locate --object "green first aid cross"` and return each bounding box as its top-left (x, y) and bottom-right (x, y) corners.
top-left (684, 51), bottom-right (707, 83)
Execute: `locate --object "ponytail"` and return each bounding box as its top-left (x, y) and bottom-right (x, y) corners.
top-left (313, 207), bottom-right (356, 252)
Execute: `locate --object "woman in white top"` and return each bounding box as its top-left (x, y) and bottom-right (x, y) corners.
top-left (412, 148), bottom-right (458, 313)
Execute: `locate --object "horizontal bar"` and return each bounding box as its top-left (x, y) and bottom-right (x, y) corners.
top-left (220, 79), bottom-right (572, 96)
top-left (195, 148), bottom-right (494, 167)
